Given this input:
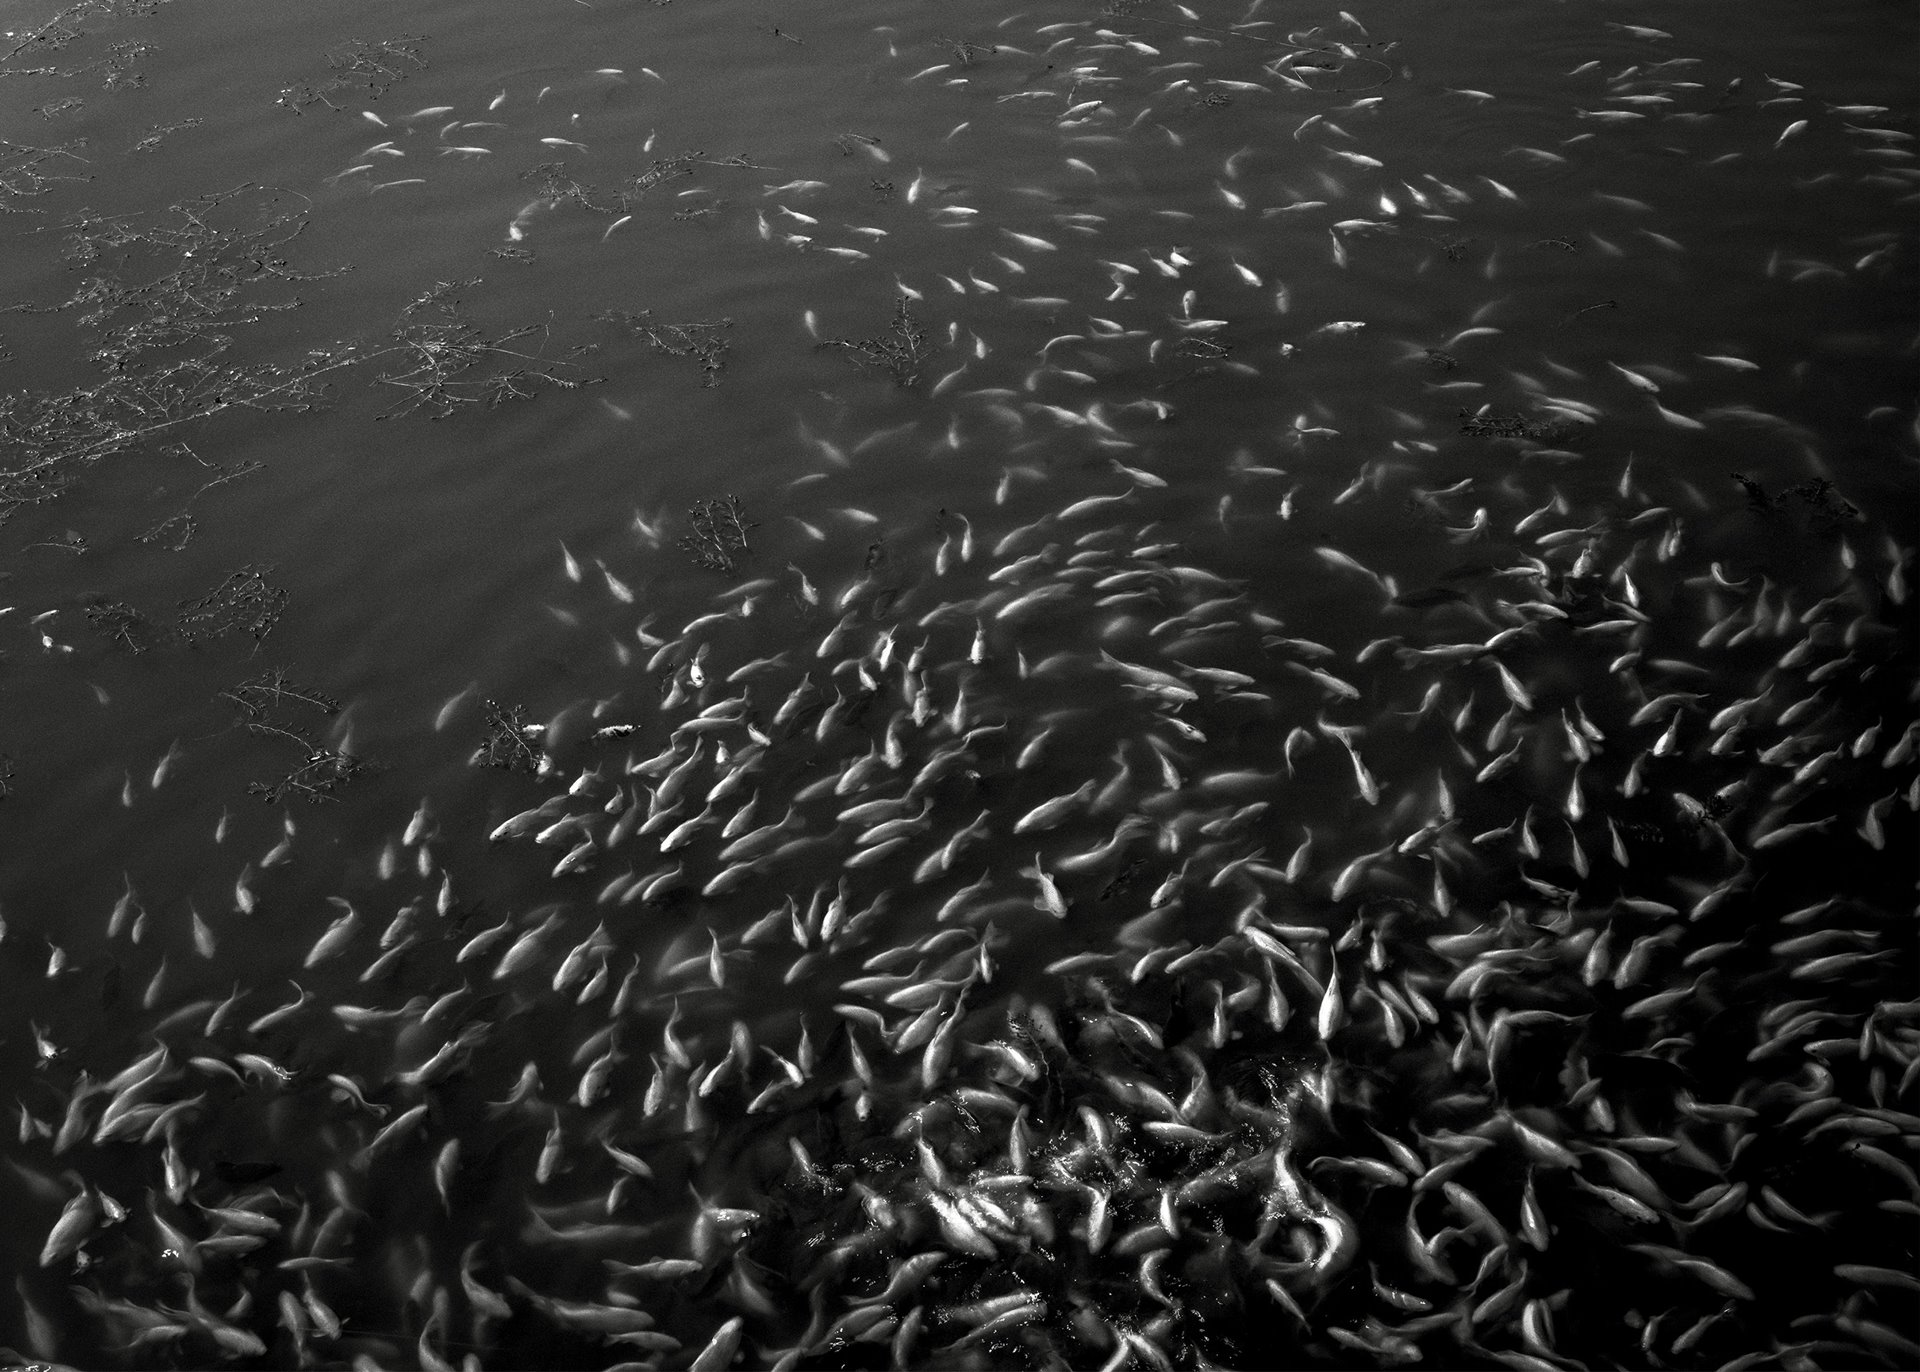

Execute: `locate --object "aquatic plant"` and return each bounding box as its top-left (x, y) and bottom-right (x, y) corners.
top-left (242, 722), bottom-right (376, 803)
top-left (0, 138), bottom-right (91, 211)
top-left (71, 564), bottom-right (284, 653)
top-left (0, 185), bottom-right (353, 519)
top-left (816, 292), bottom-right (929, 388)
top-left (126, 117), bottom-right (201, 154)
top-left (677, 495), bottom-right (756, 572)
top-left (0, 0), bottom-right (171, 68)
top-left (220, 668), bottom-right (340, 720)
top-left (0, 185), bottom-right (602, 520)
top-left (81, 595), bottom-right (165, 652)
top-left (937, 37), bottom-right (998, 66)
top-left (521, 151), bottom-right (764, 222)
top-left (176, 565), bottom-right (286, 645)
top-left (218, 668), bottom-right (366, 802)
top-left (1458, 406), bottom-right (1583, 443)
top-left (473, 698), bottom-right (542, 772)
top-left (596, 309), bottom-right (733, 386)
top-left (273, 34), bottom-right (426, 113)
top-left (375, 280), bottom-right (602, 420)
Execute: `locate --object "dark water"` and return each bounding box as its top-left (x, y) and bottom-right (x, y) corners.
top-left (1, 0), bottom-right (1915, 1368)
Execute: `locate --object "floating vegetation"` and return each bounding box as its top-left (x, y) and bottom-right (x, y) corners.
top-left (219, 667), bottom-right (340, 720)
top-left (1458, 406), bottom-right (1584, 443)
top-left (677, 494), bottom-right (756, 572)
top-left (1171, 332), bottom-right (1231, 361)
top-left (272, 34), bottom-right (427, 113)
top-left (241, 721), bottom-right (376, 803)
top-left (521, 153), bottom-right (697, 216)
top-left (0, 184), bottom-right (352, 517)
top-left (25, 527), bottom-right (87, 554)
top-left (473, 698), bottom-right (542, 773)
top-left (0, 0), bottom-right (171, 69)
top-left (14, 36), bottom-right (154, 90)
top-left (126, 116), bottom-right (200, 153)
top-left (134, 509), bottom-right (193, 549)
top-left (816, 292), bottom-right (928, 387)
top-left (0, 138), bottom-right (91, 211)
top-left (82, 594), bottom-right (167, 652)
top-left (1732, 471), bottom-right (1863, 530)
top-left (938, 37), bottom-right (998, 66)
top-left (375, 279), bottom-right (601, 419)
top-left (223, 668), bottom-right (364, 801)
top-left (520, 151), bottom-right (766, 225)
top-left (176, 565), bottom-right (286, 645)
top-left (596, 309), bottom-right (733, 386)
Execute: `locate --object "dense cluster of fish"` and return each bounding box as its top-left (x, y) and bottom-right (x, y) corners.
top-left (4, 1), bottom-right (1916, 1370)
top-left (14, 467), bottom-right (1915, 1368)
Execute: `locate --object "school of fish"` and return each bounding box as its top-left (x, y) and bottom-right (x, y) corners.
top-left (4, 2), bottom-right (1916, 1370)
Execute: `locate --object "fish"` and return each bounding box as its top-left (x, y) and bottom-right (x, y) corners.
top-left (1031, 856), bottom-right (1069, 919)
top-left (304, 901), bottom-right (360, 968)
top-left (16, 15), bottom-right (1915, 1371)
top-left (1012, 781), bottom-right (1094, 834)
top-left (1097, 650), bottom-right (1200, 705)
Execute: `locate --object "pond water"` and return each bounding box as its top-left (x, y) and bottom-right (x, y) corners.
top-left (0, 0), bottom-right (1914, 1368)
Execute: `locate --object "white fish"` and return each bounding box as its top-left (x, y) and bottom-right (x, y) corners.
top-left (1339, 740), bottom-right (1380, 805)
top-left (190, 904), bottom-right (217, 958)
top-left (305, 900), bottom-right (360, 968)
top-left (435, 682), bottom-right (476, 731)
top-left (40, 1188), bottom-right (102, 1267)
top-left (1001, 229), bottom-right (1058, 252)
top-left (150, 739), bottom-right (184, 789)
top-left (1607, 361), bottom-right (1661, 393)
top-left (689, 1317), bottom-right (745, 1372)
top-left (1032, 857), bottom-right (1069, 918)
top-left (596, 561), bottom-right (634, 603)
top-left (1652, 400), bottom-right (1706, 430)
